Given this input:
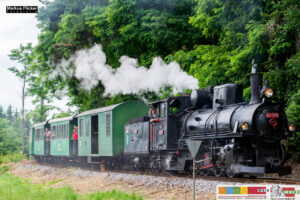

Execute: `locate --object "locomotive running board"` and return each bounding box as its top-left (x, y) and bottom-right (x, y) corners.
top-left (232, 164), bottom-right (265, 177)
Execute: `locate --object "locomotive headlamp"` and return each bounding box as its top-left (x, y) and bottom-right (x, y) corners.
top-left (241, 122), bottom-right (249, 131)
top-left (289, 123), bottom-right (295, 132)
top-left (264, 87), bottom-right (274, 98)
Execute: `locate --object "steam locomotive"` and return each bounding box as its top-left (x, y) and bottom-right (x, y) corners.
top-left (124, 62), bottom-right (295, 177)
top-left (30, 62), bottom-right (295, 178)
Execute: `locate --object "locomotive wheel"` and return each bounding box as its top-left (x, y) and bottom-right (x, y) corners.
top-left (200, 168), bottom-right (210, 176)
top-left (151, 162), bottom-right (161, 173)
top-left (213, 165), bottom-right (224, 177)
top-left (212, 154), bottom-right (224, 177)
top-left (226, 156), bottom-right (243, 178)
top-left (226, 168), bottom-right (237, 178)
top-left (198, 148), bottom-right (212, 176)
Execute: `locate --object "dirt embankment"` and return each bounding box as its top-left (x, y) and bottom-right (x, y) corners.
top-left (11, 161), bottom-right (219, 200)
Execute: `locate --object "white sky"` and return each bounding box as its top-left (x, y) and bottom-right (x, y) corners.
top-left (0, 0), bottom-right (70, 116)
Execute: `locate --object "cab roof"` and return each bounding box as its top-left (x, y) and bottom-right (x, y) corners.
top-left (149, 95), bottom-right (190, 106)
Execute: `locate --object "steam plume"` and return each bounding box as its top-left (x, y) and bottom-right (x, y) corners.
top-left (56, 44), bottom-right (198, 95)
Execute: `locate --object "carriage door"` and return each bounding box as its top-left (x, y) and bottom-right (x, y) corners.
top-left (91, 115), bottom-right (99, 154)
top-left (78, 117), bottom-right (91, 156)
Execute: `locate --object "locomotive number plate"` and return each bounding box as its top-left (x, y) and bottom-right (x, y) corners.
top-left (266, 113), bottom-right (279, 118)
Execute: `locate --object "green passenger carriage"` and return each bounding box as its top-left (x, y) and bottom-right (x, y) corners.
top-left (76, 101), bottom-right (148, 159)
top-left (29, 101), bottom-right (148, 165)
top-left (31, 122), bottom-right (48, 156)
top-left (49, 116), bottom-right (77, 156)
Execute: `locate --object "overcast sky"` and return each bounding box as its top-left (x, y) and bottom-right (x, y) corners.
top-left (0, 0), bottom-right (69, 115)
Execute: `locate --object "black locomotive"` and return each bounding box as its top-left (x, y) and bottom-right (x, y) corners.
top-left (124, 62), bottom-right (294, 177)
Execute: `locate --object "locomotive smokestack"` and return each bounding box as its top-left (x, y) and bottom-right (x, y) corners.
top-left (249, 60), bottom-right (263, 104)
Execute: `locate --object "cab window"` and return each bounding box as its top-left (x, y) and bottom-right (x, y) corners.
top-left (169, 99), bottom-right (181, 115)
top-left (160, 103), bottom-right (165, 118)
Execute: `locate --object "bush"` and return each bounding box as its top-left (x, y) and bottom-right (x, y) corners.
top-left (0, 153), bottom-right (26, 164)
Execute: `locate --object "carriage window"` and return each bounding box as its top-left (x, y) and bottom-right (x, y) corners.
top-left (37, 128), bottom-right (41, 141)
top-left (60, 125), bottom-right (63, 139)
top-left (52, 126), bottom-right (56, 139)
top-left (80, 119), bottom-right (83, 137)
top-left (160, 104), bottom-right (165, 118)
top-left (106, 113), bottom-right (111, 136)
top-left (86, 118), bottom-right (90, 137)
top-left (59, 125), bottom-right (64, 139)
top-left (35, 129), bottom-right (39, 141)
top-left (39, 128), bottom-right (42, 141)
top-left (64, 124), bottom-right (67, 139)
top-left (66, 124), bottom-right (68, 138)
top-left (62, 125), bottom-right (64, 139)
top-left (64, 124), bottom-right (67, 138)
top-left (62, 125), bottom-right (65, 139)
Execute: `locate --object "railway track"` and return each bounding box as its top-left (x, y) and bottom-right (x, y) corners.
top-left (37, 160), bottom-right (300, 185)
top-left (115, 169), bottom-right (300, 185)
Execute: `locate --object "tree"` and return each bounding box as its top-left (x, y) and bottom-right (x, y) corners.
top-left (0, 118), bottom-right (22, 154)
top-left (52, 111), bottom-right (71, 119)
top-left (6, 105), bottom-right (13, 125)
top-left (27, 74), bottom-right (55, 122)
top-left (0, 106), bottom-right (5, 119)
top-left (8, 43), bottom-right (34, 153)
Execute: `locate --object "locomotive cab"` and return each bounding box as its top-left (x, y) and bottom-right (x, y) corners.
top-left (149, 96), bottom-right (191, 151)
top-left (124, 96), bottom-right (193, 171)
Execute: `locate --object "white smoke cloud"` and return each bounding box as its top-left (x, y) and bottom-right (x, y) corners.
top-left (56, 44), bottom-right (199, 95)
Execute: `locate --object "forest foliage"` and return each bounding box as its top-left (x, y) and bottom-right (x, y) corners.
top-left (7, 0), bottom-right (300, 157)
top-left (0, 105), bottom-right (30, 155)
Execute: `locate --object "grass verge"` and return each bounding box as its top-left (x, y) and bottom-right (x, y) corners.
top-left (0, 172), bottom-right (142, 200)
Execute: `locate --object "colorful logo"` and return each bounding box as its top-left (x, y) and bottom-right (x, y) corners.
top-left (217, 185), bottom-right (300, 200)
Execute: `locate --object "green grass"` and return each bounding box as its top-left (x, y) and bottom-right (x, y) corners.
top-left (0, 174), bottom-right (143, 200)
top-left (45, 179), bottom-right (63, 186)
top-left (0, 165), bottom-right (10, 174)
top-left (81, 191), bottom-right (143, 200)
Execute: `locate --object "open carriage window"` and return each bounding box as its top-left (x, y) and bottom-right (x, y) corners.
top-left (52, 126), bottom-right (56, 139)
top-left (79, 119), bottom-right (83, 137)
